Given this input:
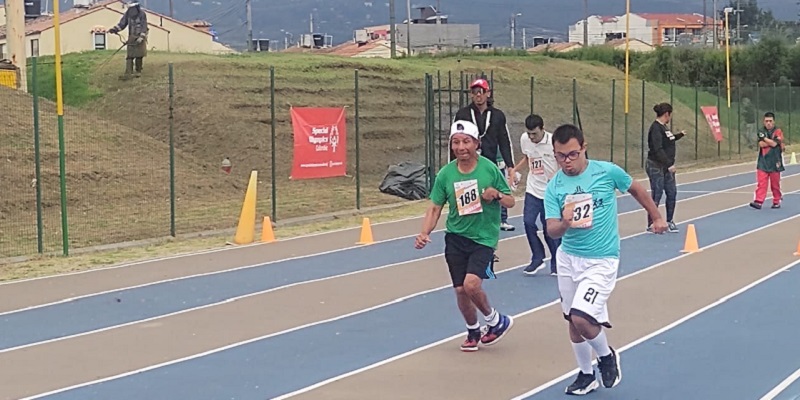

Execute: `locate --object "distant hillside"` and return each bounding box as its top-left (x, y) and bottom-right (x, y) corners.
top-left (56, 0), bottom-right (798, 51)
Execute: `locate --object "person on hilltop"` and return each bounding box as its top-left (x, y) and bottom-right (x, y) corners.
top-left (108, 1), bottom-right (149, 80)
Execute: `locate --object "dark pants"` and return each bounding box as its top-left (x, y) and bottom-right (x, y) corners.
top-left (500, 167), bottom-right (508, 223)
top-left (645, 158), bottom-right (677, 226)
top-left (524, 193), bottom-right (561, 273)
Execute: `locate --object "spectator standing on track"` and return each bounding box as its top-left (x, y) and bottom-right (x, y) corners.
top-left (750, 112), bottom-right (785, 210)
top-left (645, 103), bottom-right (684, 233)
top-left (512, 114), bottom-right (561, 276)
top-left (451, 78), bottom-right (516, 234)
top-left (416, 120), bottom-right (516, 352)
top-left (544, 124), bottom-right (667, 395)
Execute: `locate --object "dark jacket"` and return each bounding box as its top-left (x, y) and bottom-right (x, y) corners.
top-left (451, 102), bottom-right (515, 167)
top-left (647, 120), bottom-right (684, 168)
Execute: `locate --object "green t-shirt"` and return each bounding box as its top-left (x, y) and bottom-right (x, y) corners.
top-left (430, 156), bottom-right (512, 249)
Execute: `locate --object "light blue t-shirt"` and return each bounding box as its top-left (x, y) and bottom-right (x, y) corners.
top-left (544, 160), bottom-right (633, 259)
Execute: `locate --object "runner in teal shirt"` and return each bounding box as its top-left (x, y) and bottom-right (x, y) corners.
top-left (544, 160), bottom-right (633, 259)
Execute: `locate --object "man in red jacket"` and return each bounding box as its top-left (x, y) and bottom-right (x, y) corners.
top-left (750, 112), bottom-right (785, 209)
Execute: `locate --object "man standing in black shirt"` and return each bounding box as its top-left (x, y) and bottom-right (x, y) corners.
top-left (451, 78), bottom-right (516, 233)
top-left (646, 103), bottom-right (685, 233)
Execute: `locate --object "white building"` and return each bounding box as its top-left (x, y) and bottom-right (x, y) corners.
top-left (569, 13), bottom-right (719, 47)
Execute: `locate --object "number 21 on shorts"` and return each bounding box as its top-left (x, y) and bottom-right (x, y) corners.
top-left (565, 193), bottom-right (593, 229)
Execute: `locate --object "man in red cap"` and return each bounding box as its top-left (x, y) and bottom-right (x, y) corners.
top-left (452, 78), bottom-right (517, 259)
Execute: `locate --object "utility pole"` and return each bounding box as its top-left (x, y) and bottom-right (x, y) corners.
top-left (4, 0), bottom-right (27, 92)
top-left (522, 28), bottom-right (527, 49)
top-left (389, 0), bottom-right (396, 58)
top-left (406, 0), bottom-right (411, 56)
top-left (245, 0), bottom-right (253, 51)
top-left (703, 0), bottom-right (708, 46)
top-left (583, 0), bottom-right (589, 46)
top-left (169, 0), bottom-right (174, 18)
top-left (309, 12), bottom-right (314, 33)
top-left (713, 0), bottom-right (718, 49)
top-left (510, 14), bottom-right (515, 48)
top-left (736, 0), bottom-right (742, 44)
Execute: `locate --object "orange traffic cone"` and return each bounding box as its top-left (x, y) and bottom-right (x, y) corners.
top-left (794, 238), bottom-right (800, 256)
top-left (261, 216), bottom-right (275, 243)
top-left (680, 224), bottom-right (702, 253)
top-left (356, 217), bottom-right (374, 245)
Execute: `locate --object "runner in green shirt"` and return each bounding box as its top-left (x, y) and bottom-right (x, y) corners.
top-left (415, 120), bottom-right (516, 352)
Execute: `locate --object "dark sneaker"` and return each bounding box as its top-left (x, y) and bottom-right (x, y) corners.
top-left (565, 371), bottom-right (599, 395)
top-left (460, 328), bottom-right (481, 352)
top-left (597, 346), bottom-right (622, 388)
top-left (750, 201), bottom-right (763, 209)
top-left (523, 261), bottom-right (544, 275)
top-left (667, 221), bottom-right (679, 233)
top-left (480, 314), bottom-right (514, 345)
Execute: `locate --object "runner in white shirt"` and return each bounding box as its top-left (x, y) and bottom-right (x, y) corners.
top-left (512, 114), bottom-right (561, 275)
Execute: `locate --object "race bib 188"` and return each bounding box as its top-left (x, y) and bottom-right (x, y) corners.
top-left (455, 179), bottom-right (482, 216)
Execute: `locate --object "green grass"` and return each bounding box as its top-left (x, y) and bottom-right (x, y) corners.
top-left (2, 50), bottom-right (756, 260)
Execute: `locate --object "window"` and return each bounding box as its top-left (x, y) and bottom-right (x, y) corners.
top-left (93, 32), bottom-right (106, 50)
top-left (30, 39), bottom-right (39, 57)
top-left (0, 44), bottom-right (5, 60)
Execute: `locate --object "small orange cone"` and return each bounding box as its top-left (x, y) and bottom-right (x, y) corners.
top-left (794, 238), bottom-right (800, 256)
top-left (356, 217), bottom-right (374, 245)
top-left (680, 224), bottom-right (702, 253)
top-left (261, 216), bottom-right (275, 243)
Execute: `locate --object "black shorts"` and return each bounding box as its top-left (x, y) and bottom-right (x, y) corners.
top-left (444, 232), bottom-right (496, 287)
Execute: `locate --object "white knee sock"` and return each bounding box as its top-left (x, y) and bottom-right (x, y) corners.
top-left (572, 341), bottom-right (594, 374)
top-left (484, 308), bottom-right (500, 327)
top-left (586, 329), bottom-right (612, 358)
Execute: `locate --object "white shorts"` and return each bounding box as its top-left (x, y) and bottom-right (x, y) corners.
top-left (555, 247), bottom-right (619, 328)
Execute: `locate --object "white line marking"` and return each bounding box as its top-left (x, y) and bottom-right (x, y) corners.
top-left (3, 174), bottom-right (787, 319)
top-left (21, 192), bottom-right (797, 400)
top-left (1, 163), bottom-right (770, 285)
top-left (271, 204), bottom-right (800, 400)
top-left (511, 258), bottom-right (800, 400)
top-left (760, 367), bottom-right (800, 400)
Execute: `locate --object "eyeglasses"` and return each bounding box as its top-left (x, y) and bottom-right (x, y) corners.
top-left (470, 88), bottom-right (487, 95)
top-left (554, 150), bottom-right (581, 162)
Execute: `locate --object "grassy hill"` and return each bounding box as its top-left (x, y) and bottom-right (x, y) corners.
top-left (4, 49), bottom-right (735, 258)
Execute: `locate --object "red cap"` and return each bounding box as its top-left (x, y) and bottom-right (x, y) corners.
top-left (470, 78), bottom-right (490, 91)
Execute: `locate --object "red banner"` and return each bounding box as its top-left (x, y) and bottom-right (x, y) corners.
top-left (290, 107), bottom-right (347, 179)
top-left (701, 106), bottom-right (724, 142)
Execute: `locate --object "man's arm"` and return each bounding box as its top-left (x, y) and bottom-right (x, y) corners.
top-left (420, 203), bottom-right (444, 236)
top-left (513, 154), bottom-right (528, 173)
top-left (496, 112), bottom-right (515, 168)
top-left (627, 180), bottom-right (664, 224)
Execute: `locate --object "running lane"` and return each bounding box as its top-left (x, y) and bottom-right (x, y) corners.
top-left (521, 261), bottom-right (800, 400)
top-left (1, 169), bottom-right (790, 352)
top-left (30, 193), bottom-right (800, 399)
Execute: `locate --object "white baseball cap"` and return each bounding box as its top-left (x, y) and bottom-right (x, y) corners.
top-left (450, 120), bottom-right (479, 141)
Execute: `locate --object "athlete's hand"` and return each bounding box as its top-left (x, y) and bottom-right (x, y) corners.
top-left (482, 187), bottom-right (500, 202)
top-left (507, 167), bottom-right (516, 187)
top-left (668, 165), bottom-right (676, 174)
top-left (415, 233), bottom-right (431, 249)
top-left (651, 218), bottom-right (668, 234)
top-left (561, 202), bottom-right (575, 224)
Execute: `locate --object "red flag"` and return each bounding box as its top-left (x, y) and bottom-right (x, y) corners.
top-left (700, 106), bottom-right (723, 142)
top-left (290, 107), bottom-right (347, 179)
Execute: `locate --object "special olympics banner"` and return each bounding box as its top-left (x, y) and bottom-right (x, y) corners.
top-left (290, 107), bottom-right (347, 179)
top-left (700, 106), bottom-right (724, 143)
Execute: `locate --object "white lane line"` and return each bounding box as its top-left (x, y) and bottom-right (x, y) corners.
top-left (759, 367), bottom-right (800, 400)
top-left (272, 208), bottom-right (800, 400)
top-left (20, 194), bottom-right (798, 400)
top-left (2, 173), bottom-right (786, 319)
top-left (2, 163), bottom-right (770, 286)
top-left (511, 257), bottom-right (800, 400)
